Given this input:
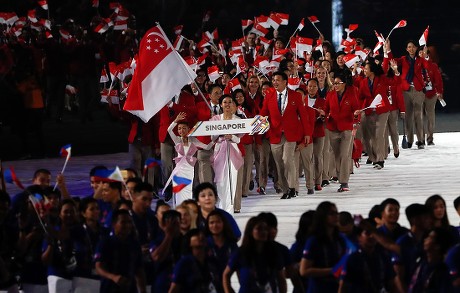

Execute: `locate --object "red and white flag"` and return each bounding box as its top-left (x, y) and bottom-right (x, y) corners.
top-left (174, 25), bottom-right (183, 35)
top-left (28, 10), bottom-right (38, 23)
top-left (236, 55), bottom-right (247, 75)
top-left (254, 15), bottom-right (270, 28)
top-left (59, 29), bottom-right (71, 40)
top-left (100, 68), bottom-right (109, 83)
top-left (297, 18), bottom-right (305, 31)
top-left (241, 19), bottom-right (253, 31)
top-left (94, 22), bottom-right (108, 34)
top-left (250, 23), bottom-right (269, 36)
top-left (287, 77), bottom-right (301, 90)
top-left (92, 0), bottom-right (99, 8)
top-left (342, 54), bottom-right (360, 68)
top-left (0, 12), bottom-right (19, 25)
top-left (38, 19), bottom-right (51, 30)
top-left (113, 20), bottom-right (127, 30)
top-left (124, 25), bottom-right (196, 123)
top-left (268, 13), bottom-right (283, 30)
top-left (45, 30), bottom-right (53, 38)
top-left (207, 65), bottom-right (221, 83)
top-left (173, 35), bottom-right (184, 50)
top-left (275, 13), bottom-right (289, 25)
top-left (307, 15), bottom-right (319, 24)
top-left (38, 0), bottom-right (48, 10)
top-left (418, 26), bottom-right (429, 46)
top-left (295, 37), bottom-right (313, 56)
top-left (218, 41), bottom-right (226, 57)
top-left (354, 48), bottom-right (370, 61)
top-left (184, 56), bottom-right (197, 72)
top-left (387, 20), bottom-right (407, 39)
top-left (259, 36), bottom-right (271, 50)
top-left (224, 78), bottom-right (242, 94)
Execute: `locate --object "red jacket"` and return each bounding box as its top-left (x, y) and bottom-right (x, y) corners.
top-left (308, 95), bottom-right (326, 138)
top-left (325, 86), bottom-right (360, 132)
top-left (385, 52), bottom-right (429, 91)
top-left (386, 75), bottom-right (406, 112)
top-left (237, 104), bottom-right (255, 145)
top-left (358, 76), bottom-right (390, 115)
top-left (158, 92), bottom-right (197, 143)
top-left (423, 61), bottom-right (443, 99)
top-left (260, 88), bottom-right (312, 144)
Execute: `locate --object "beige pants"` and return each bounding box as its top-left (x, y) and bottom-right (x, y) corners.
top-left (298, 143), bottom-right (314, 189)
top-left (313, 136), bottom-right (325, 185)
top-left (197, 148), bottom-right (214, 183)
top-left (385, 110), bottom-right (400, 154)
top-left (322, 129), bottom-right (333, 181)
top-left (423, 97), bottom-right (437, 144)
top-left (242, 144), bottom-right (254, 195)
top-left (256, 138), bottom-right (271, 188)
top-left (362, 112), bottom-right (390, 162)
top-left (270, 134), bottom-right (297, 193)
top-left (328, 130), bottom-right (353, 184)
top-left (403, 87), bottom-right (425, 143)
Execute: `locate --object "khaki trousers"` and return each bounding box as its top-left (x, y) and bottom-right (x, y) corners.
top-left (328, 130), bottom-right (353, 184)
top-left (423, 97), bottom-right (437, 144)
top-left (403, 87), bottom-right (425, 143)
top-left (270, 134), bottom-right (297, 193)
top-left (361, 112), bottom-right (390, 162)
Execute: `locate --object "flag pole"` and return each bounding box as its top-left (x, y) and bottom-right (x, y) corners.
top-left (285, 28), bottom-right (298, 49)
top-left (156, 23), bottom-right (213, 112)
top-left (53, 154), bottom-right (70, 191)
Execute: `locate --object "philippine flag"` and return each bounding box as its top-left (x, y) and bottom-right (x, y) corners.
top-left (4, 167), bottom-right (25, 189)
top-left (60, 144), bottom-right (71, 158)
top-left (93, 166), bottom-right (124, 182)
top-left (172, 175), bottom-right (192, 193)
top-left (144, 158), bottom-right (161, 169)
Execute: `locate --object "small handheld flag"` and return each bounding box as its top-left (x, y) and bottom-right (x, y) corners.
top-left (4, 166), bottom-right (25, 190)
top-left (172, 175), bottom-right (192, 193)
top-left (93, 166), bottom-right (124, 182)
top-left (361, 94), bottom-right (383, 111)
top-left (418, 26), bottom-right (429, 46)
top-left (53, 144), bottom-right (72, 190)
top-left (143, 158), bottom-right (161, 180)
top-left (386, 19), bottom-right (407, 40)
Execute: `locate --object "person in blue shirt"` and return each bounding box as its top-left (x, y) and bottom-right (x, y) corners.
top-left (169, 229), bottom-right (219, 292)
top-left (300, 201), bottom-right (347, 293)
top-left (446, 243), bottom-right (460, 291)
top-left (95, 209), bottom-right (146, 293)
top-left (290, 210), bottom-right (315, 293)
top-left (425, 194), bottom-right (460, 243)
top-left (97, 181), bottom-right (122, 228)
top-left (205, 209), bottom-right (238, 292)
top-left (339, 219), bottom-right (401, 293)
top-left (408, 227), bottom-right (455, 293)
top-left (223, 215), bottom-right (286, 293)
top-left (193, 182), bottom-right (241, 240)
top-left (41, 199), bottom-right (87, 293)
top-left (377, 198), bottom-right (409, 242)
top-left (392, 203), bottom-right (432, 291)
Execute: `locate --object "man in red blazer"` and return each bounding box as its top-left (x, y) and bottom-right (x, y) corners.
top-left (260, 71), bottom-right (312, 199)
top-left (384, 40), bottom-right (429, 149)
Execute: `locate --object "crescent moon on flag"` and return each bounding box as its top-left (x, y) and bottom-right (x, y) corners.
top-left (146, 31), bottom-right (171, 49)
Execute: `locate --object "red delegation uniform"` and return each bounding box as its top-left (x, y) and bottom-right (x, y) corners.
top-left (423, 61), bottom-right (443, 99)
top-left (309, 94), bottom-right (327, 138)
top-left (385, 53), bottom-right (429, 91)
top-left (324, 86), bottom-right (360, 132)
top-left (386, 75), bottom-right (406, 112)
top-left (357, 76), bottom-right (390, 116)
top-left (260, 89), bottom-right (312, 144)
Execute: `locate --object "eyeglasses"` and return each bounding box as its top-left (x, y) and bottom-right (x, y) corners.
top-left (333, 82), bottom-right (344, 85)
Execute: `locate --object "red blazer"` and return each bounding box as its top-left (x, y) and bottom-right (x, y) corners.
top-left (238, 105), bottom-right (255, 145)
top-left (424, 61), bottom-right (443, 99)
top-left (308, 95), bottom-right (326, 138)
top-left (358, 76), bottom-right (390, 115)
top-left (325, 86), bottom-right (360, 132)
top-left (386, 75), bottom-right (406, 112)
top-left (260, 88), bottom-right (311, 144)
top-left (158, 92), bottom-right (197, 143)
top-left (385, 52), bottom-right (429, 91)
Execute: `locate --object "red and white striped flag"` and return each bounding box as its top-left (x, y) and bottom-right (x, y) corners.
top-left (28, 10), bottom-right (38, 23)
top-left (418, 26), bottom-right (429, 46)
top-left (0, 12), bottom-right (19, 25)
top-left (250, 23), bottom-right (269, 36)
top-left (38, 0), bottom-right (48, 10)
top-left (207, 65), bottom-right (221, 83)
top-left (173, 35), bottom-right (185, 51)
top-left (241, 19), bottom-right (253, 31)
top-left (288, 77), bottom-right (301, 90)
top-left (113, 20), bottom-right (127, 30)
top-left (342, 54), bottom-right (360, 68)
top-left (297, 18), bottom-right (305, 31)
top-left (295, 37), bottom-right (313, 56)
top-left (174, 25), bottom-right (183, 35)
top-left (307, 15), bottom-right (319, 24)
top-left (94, 22), bottom-right (108, 34)
top-left (268, 13), bottom-right (283, 30)
top-left (124, 25), bottom-right (196, 123)
top-left (275, 12), bottom-right (289, 25)
top-left (254, 15), bottom-right (270, 28)
top-left (392, 20), bottom-right (407, 30)
top-left (92, 0), bottom-right (99, 8)
top-left (45, 30), bottom-right (53, 39)
top-left (259, 36), bottom-right (271, 50)
top-left (224, 78), bottom-right (242, 94)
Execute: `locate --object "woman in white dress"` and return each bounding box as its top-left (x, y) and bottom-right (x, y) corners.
top-left (210, 95), bottom-right (244, 214)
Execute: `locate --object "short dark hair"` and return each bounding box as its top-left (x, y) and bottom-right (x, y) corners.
top-left (126, 177), bottom-right (142, 186)
top-left (79, 197), bottom-right (98, 213)
top-left (339, 211), bottom-right (353, 226)
top-left (381, 198), bottom-right (400, 210)
top-left (219, 94), bottom-right (237, 106)
top-left (90, 166), bottom-right (107, 177)
top-left (258, 212), bottom-right (278, 228)
top-left (111, 209), bottom-right (131, 225)
top-left (454, 196), bottom-right (460, 210)
top-left (154, 199), bottom-right (170, 214)
top-left (104, 181), bottom-right (122, 193)
top-left (405, 203), bottom-right (430, 225)
top-left (406, 40), bottom-right (418, 48)
top-left (134, 182), bottom-right (153, 194)
top-left (368, 204), bottom-right (383, 221)
top-left (33, 168), bottom-right (51, 179)
top-left (208, 84), bottom-right (222, 94)
top-left (307, 78), bottom-right (319, 87)
top-left (272, 71), bottom-right (288, 81)
top-left (193, 182), bottom-right (218, 201)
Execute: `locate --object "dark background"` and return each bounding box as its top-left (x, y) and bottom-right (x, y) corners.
top-left (1, 0), bottom-right (459, 160)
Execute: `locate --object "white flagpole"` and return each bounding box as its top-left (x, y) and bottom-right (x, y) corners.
top-left (53, 153), bottom-right (70, 191)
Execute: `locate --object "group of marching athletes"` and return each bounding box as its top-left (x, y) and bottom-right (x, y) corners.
top-left (111, 32), bottom-right (444, 216)
top-left (1, 167), bottom-right (460, 292)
